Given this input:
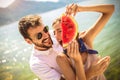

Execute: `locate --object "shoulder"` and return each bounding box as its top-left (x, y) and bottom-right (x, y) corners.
top-left (29, 50), bottom-right (48, 68)
top-left (29, 54), bottom-right (44, 67)
top-left (29, 54), bottom-right (50, 74)
top-left (78, 30), bottom-right (93, 48)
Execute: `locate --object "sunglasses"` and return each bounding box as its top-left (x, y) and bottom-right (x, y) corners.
top-left (37, 26), bottom-right (49, 40)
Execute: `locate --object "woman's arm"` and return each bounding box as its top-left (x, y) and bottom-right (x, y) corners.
top-left (66, 4), bottom-right (114, 43)
top-left (67, 40), bottom-right (86, 80)
top-left (78, 4), bottom-right (115, 42)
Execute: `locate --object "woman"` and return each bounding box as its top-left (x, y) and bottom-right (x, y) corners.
top-left (52, 4), bottom-right (114, 80)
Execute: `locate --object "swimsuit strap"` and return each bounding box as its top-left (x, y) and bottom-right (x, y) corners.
top-left (63, 38), bottom-right (98, 55)
top-left (78, 38), bottom-right (98, 54)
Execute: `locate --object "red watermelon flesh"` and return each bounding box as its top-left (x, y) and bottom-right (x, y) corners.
top-left (61, 14), bottom-right (78, 47)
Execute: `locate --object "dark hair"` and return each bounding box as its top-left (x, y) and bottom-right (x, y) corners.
top-left (18, 15), bottom-right (42, 39)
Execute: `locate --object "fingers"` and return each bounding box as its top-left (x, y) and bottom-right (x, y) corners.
top-left (67, 40), bottom-right (75, 57)
top-left (73, 4), bottom-right (78, 16)
top-left (71, 40), bottom-right (74, 54)
top-left (67, 40), bottom-right (80, 59)
top-left (102, 61), bottom-right (110, 71)
top-left (66, 4), bottom-right (72, 15)
top-left (67, 43), bottom-right (70, 55)
top-left (97, 56), bottom-right (110, 65)
top-left (74, 40), bottom-right (77, 55)
top-left (65, 3), bottom-right (78, 16)
top-left (75, 40), bottom-right (79, 54)
top-left (101, 56), bottom-right (110, 70)
top-left (97, 56), bottom-right (111, 73)
top-left (89, 56), bottom-right (111, 77)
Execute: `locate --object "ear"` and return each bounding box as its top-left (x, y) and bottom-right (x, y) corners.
top-left (25, 38), bottom-right (32, 44)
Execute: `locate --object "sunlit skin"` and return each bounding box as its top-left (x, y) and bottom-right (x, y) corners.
top-left (53, 18), bottom-right (109, 80)
top-left (26, 24), bottom-right (53, 51)
top-left (53, 18), bottom-right (89, 79)
top-left (53, 4), bottom-right (114, 80)
top-left (53, 21), bottom-right (62, 44)
top-left (53, 18), bottom-right (89, 63)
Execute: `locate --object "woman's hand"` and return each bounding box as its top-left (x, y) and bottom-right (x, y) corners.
top-left (86, 56), bottom-right (110, 79)
top-left (65, 3), bottom-right (79, 16)
top-left (67, 40), bottom-right (82, 63)
top-left (67, 40), bottom-right (86, 80)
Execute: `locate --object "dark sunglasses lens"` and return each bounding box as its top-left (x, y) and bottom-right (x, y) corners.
top-left (37, 26), bottom-right (49, 39)
top-left (37, 32), bottom-right (42, 39)
top-left (44, 26), bottom-right (48, 33)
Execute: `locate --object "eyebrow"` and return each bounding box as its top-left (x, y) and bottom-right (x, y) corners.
top-left (56, 28), bottom-right (61, 31)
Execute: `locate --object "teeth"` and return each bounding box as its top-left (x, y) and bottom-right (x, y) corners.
top-left (44, 38), bottom-right (49, 43)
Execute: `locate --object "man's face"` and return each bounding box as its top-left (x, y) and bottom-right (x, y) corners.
top-left (27, 24), bottom-right (53, 50)
top-left (53, 22), bottom-right (62, 45)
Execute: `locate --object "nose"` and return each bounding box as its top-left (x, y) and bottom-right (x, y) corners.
top-left (42, 32), bottom-right (49, 38)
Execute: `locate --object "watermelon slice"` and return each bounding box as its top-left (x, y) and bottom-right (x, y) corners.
top-left (61, 14), bottom-right (78, 48)
top-left (61, 14), bottom-right (98, 55)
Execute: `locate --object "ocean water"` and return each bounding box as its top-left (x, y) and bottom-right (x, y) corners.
top-left (0, 0), bottom-right (120, 80)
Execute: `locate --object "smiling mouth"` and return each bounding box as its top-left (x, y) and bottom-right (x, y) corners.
top-left (42, 37), bottom-right (51, 43)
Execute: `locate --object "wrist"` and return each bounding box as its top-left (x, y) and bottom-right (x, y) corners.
top-left (74, 55), bottom-right (82, 63)
top-left (77, 5), bottom-right (91, 12)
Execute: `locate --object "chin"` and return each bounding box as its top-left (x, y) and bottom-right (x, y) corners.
top-left (46, 42), bottom-right (52, 47)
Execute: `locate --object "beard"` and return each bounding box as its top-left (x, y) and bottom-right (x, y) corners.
top-left (34, 42), bottom-right (52, 50)
top-left (33, 35), bottom-right (53, 50)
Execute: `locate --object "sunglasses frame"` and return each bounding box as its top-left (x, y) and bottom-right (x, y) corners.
top-left (36, 26), bottom-right (49, 40)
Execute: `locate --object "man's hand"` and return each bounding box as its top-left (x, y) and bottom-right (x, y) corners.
top-left (86, 56), bottom-right (110, 80)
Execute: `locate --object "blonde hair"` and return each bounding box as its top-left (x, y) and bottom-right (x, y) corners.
top-left (52, 17), bottom-right (61, 27)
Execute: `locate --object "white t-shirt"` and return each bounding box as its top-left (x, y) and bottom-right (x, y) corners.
top-left (29, 30), bottom-right (63, 80)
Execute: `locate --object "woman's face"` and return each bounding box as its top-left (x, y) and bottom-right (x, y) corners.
top-left (53, 22), bottom-right (62, 44)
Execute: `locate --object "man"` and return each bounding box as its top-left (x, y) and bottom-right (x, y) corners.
top-left (19, 14), bottom-right (89, 80)
top-left (18, 15), bottom-right (64, 80)
top-left (18, 4), bottom-right (114, 80)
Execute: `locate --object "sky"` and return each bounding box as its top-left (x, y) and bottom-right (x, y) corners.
top-left (0, 0), bottom-right (15, 8)
top-left (0, 0), bottom-right (59, 8)
top-left (26, 0), bottom-right (59, 2)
